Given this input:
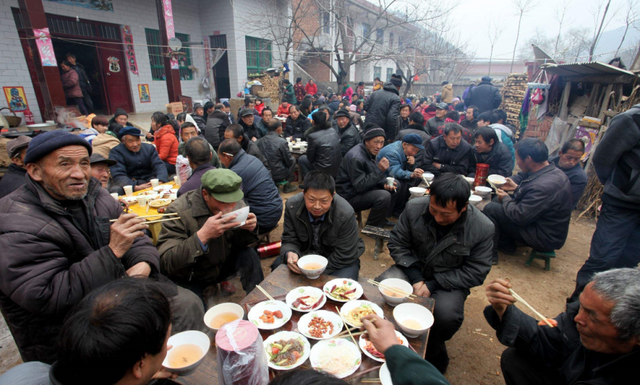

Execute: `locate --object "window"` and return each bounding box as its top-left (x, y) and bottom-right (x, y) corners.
top-left (362, 23), bottom-right (370, 39)
top-left (389, 32), bottom-right (394, 48)
top-left (398, 35), bottom-right (403, 48)
top-left (374, 66), bottom-right (381, 81)
top-left (245, 36), bottom-right (272, 75)
top-left (145, 29), bottom-right (193, 81)
top-left (376, 28), bottom-right (383, 44)
top-left (386, 68), bottom-right (393, 81)
top-left (320, 11), bottom-right (330, 34)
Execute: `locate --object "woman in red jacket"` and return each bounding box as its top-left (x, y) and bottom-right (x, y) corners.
top-left (151, 111), bottom-right (179, 175)
top-left (305, 79), bottom-right (318, 96)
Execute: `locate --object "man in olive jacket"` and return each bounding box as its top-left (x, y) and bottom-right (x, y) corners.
top-left (156, 169), bottom-right (263, 300)
top-left (377, 173), bottom-right (494, 374)
top-left (272, 171), bottom-right (365, 280)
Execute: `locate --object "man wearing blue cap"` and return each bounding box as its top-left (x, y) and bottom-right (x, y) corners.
top-left (109, 126), bottom-right (168, 191)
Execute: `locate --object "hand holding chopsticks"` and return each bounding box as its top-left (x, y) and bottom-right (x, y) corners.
top-left (367, 279), bottom-right (416, 300)
top-left (509, 288), bottom-right (555, 327)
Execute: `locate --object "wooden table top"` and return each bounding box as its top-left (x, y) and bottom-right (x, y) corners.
top-left (178, 265), bottom-right (435, 384)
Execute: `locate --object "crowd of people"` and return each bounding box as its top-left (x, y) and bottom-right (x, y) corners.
top-left (0, 72), bottom-right (638, 385)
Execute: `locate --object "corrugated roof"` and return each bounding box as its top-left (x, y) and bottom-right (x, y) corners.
top-left (541, 61), bottom-right (638, 78)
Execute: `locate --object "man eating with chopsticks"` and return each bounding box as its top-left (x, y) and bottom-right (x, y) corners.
top-left (0, 130), bottom-right (204, 365)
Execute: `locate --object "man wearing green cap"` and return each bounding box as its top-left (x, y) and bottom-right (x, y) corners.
top-left (156, 169), bottom-right (263, 301)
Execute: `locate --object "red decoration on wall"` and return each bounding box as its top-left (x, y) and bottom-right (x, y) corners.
top-left (122, 25), bottom-right (138, 75)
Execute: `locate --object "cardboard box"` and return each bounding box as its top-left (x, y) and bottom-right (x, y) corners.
top-left (165, 102), bottom-right (183, 115)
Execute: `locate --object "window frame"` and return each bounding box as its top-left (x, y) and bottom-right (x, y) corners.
top-left (145, 28), bottom-right (193, 81)
top-left (373, 66), bottom-right (382, 81)
top-left (386, 67), bottom-right (393, 81)
top-left (245, 36), bottom-right (273, 75)
top-left (376, 28), bottom-right (383, 44)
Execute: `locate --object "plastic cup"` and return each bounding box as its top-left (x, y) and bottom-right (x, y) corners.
top-left (110, 192), bottom-right (119, 200)
top-left (123, 185), bottom-right (133, 196)
top-left (174, 175), bottom-right (180, 186)
top-left (386, 177), bottom-right (395, 187)
top-left (151, 179), bottom-right (160, 187)
top-left (136, 196), bottom-right (148, 206)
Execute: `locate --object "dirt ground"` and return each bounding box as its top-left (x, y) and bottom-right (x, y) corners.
top-left (0, 185), bottom-right (596, 385)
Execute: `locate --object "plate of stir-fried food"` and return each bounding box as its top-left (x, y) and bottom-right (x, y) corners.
top-left (285, 286), bottom-right (326, 312)
top-left (340, 300), bottom-right (385, 328)
top-left (263, 331), bottom-right (310, 370)
top-left (359, 330), bottom-right (408, 362)
top-left (323, 279), bottom-right (363, 302)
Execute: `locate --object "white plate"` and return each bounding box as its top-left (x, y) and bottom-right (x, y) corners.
top-left (120, 196), bottom-right (138, 203)
top-left (286, 286), bottom-right (326, 312)
top-left (358, 331), bottom-right (408, 363)
top-left (247, 300), bottom-right (292, 330)
top-left (221, 206), bottom-right (250, 228)
top-left (323, 278), bottom-right (363, 302)
top-left (310, 338), bottom-right (362, 379)
top-left (153, 184), bottom-right (174, 191)
top-left (340, 300), bottom-right (385, 328)
top-left (263, 331), bottom-right (310, 371)
top-left (380, 362), bottom-right (393, 385)
top-left (298, 310), bottom-right (343, 340)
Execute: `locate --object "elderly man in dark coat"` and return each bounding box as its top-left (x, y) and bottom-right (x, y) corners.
top-left (0, 135), bottom-right (30, 198)
top-left (335, 108), bottom-right (361, 156)
top-left (465, 76), bottom-right (502, 114)
top-left (256, 118), bottom-right (297, 193)
top-left (364, 75), bottom-right (402, 141)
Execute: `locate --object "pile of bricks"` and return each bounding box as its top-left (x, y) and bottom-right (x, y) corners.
top-left (499, 73), bottom-right (528, 134)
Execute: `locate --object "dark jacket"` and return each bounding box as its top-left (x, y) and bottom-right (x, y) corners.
top-left (229, 150), bottom-right (283, 230)
top-left (0, 164), bottom-right (27, 199)
top-left (177, 141), bottom-right (221, 169)
top-left (71, 63), bottom-right (91, 92)
top-left (592, 104), bottom-right (640, 211)
top-left (285, 115), bottom-right (313, 140)
top-left (284, 83), bottom-right (296, 104)
top-left (426, 117), bottom-right (445, 137)
top-left (337, 121), bottom-right (362, 157)
top-left (0, 177), bottom-right (161, 363)
top-left (388, 198), bottom-right (493, 292)
top-left (280, 193), bottom-right (365, 272)
top-left (177, 163), bottom-right (215, 197)
top-left (109, 143), bottom-right (168, 186)
top-left (460, 118), bottom-right (478, 134)
top-left (241, 137), bottom-right (269, 171)
top-left (363, 82), bottom-right (402, 140)
top-left (550, 156), bottom-right (587, 209)
top-left (485, 301), bottom-right (640, 385)
top-left (336, 143), bottom-right (386, 201)
top-left (205, 109), bottom-right (229, 149)
top-left (423, 135), bottom-right (471, 176)
top-left (191, 113), bottom-right (206, 133)
top-left (464, 81), bottom-right (502, 114)
top-left (157, 191), bottom-right (257, 284)
top-left (504, 164), bottom-right (572, 251)
top-left (256, 131), bottom-right (295, 182)
top-left (386, 345), bottom-right (451, 385)
top-left (240, 116), bottom-right (267, 141)
top-left (307, 124), bottom-right (343, 178)
top-left (468, 142), bottom-right (514, 177)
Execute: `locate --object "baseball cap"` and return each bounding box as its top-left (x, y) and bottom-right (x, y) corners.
top-left (402, 133), bottom-right (425, 150)
top-left (200, 169), bottom-right (244, 203)
top-left (89, 153), bottom-right (117, 167)
top-left (6, 135), bottom-right (31, 158)
top-left (240, 108), bottom-right (254, 117)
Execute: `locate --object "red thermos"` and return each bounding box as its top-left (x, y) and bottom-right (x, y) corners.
top-left (474, 163), bottom-right (490, 187)
top-left (257, 241), bottom-right (281, 259)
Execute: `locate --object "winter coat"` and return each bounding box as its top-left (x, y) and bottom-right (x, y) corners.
top-left (91, 133), bottom-right (120, 159)
top-left (441, 83), bottom-right (453, 103)
top-left (240, 138), bottom-right (269, 171)
top-left (426, 117), bottom-right (445, 137)
top-left (178, 141), bottom-right (221, 169)
top-left (460, 118), bottom-right (478, 134)
top-left (593, 104), bottom-right (640, 211)
top-left (240, 116), bottom-right (268, 141)
top-left (343, 86), bottom-right (354, 101)
top-left (504, 164), bottom-right (572, 251)
top-left (388, 198), bottom-right (493, 291)
top-left (277, 103), bottom-right (291, 117)
top-left (398, 116), bottom-right (409, 131)
top-left (257, 131), bottom-right (295, 182)
top-left (109, 143), bottom-right (168, 186)
top-left (205, 109), bottom-right (229, 149)
top-left (71, 63), bottom-right (91, 92)
top-left (464, 80), bottom-right (502, 114)
top-left (229, 150), bottom-right (283, 231)
top-left (491, 123), bottom-right (516, 164)
top-left (280, 192), bottom-right (365, 272)
top-left (191, 113), bottom-right (206, 133)
top-left (155, 125), bottom-right (179, 165)
top-left (550, 156), bottom-right (587, 210)
top-left (423, 135), bottom-right (471, 176)
top-left (307, 124), bottom-right (343, 178)
top-left (0, 177), bottom-right (161, 363)
top-left (337, 121), bottom-right (362, 157)
top-left (336, 143), bottom-right (387, 201)
top-left (396, 124), bottom-right (431, 170)
top-left (363, 82), bottom-right (402, 140)
top-left (484, 301), bottom-right (640, 385)
top-left (0, 164), bottom-right (26, 199)
top-left (376, 141), bottom-right (415, 181)
top-left (61, 69), bottom-right (82, 98)
top-left (294, 83), bottom-right (306, 102)
top-left (177, 163), bottom-right (215, 197)
top-left (285, 115), bottom-right (313, 140)
top-left (255, 103), bottom-right (265, 116)
top-left (284, 84), bottom-right (296, 104)
top-left (468, 142), bottom-right (514, 177)
top-left (305, 82), bottom-right (318, 96)
top-left (156, 190), bottom-right (257, 284)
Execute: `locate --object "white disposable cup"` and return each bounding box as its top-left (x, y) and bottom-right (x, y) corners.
top-left (110, 193), bottom-right (119, 200)
top-left (174, 175), bottom-right (180, 185)
top-left (386, 177), bottom-right (395, 187)
top-left (151, 179), bottom-right (160, 187)
top-left (123, 185), bottom-right (133, 196)
top-left (136, 196), bottom-right (148, 206)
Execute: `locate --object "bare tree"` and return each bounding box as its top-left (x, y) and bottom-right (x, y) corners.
top-left (553, 0), bottom-right (572, 58)
top-left (510, 0), bottom-right (538, 73)
top-left (589, 0), bottom-right (613, 61)
top-left (487, 16), bottom-right (506, 76)
top-left (615, 0), bottom-right (639, 57)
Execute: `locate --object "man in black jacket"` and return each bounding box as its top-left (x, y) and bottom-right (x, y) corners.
top-left (364, 75), bottom-right (402, 141)
top-left (485, 268), bottom-right (640, 385)
top-left (483, 139), bottom-right (572, 265)
top-left (238, 108), bottom-right (267, 141)
top-left (569, 104), bottom-right (640, 302)
top-left (423, 123), bottom-right (471, 177)
top-left (468, 127), bottom-right (514, 177)
top-left (464, 76), bottom-right (502, 114)
top-left (257, 119), bottom-right (297, 193)
top-left (298, 111), bottom-right (342, 181)
top-left (191, 103), bottom-right (206, 132)
top-left (0, 135), bottom-right (30, 198)
top-left (224, 124), bottom-right (269, 171)
top-left (335, 108), bottom-right (361, 156)
top-left (426, 103), bottom-right (447, 137)
top-left (273, 171), bottom-right (365, 279)
top-left (205, 103), bottom-right (229, 150)
top-left (550, 139), bottom-right (587, 209)
top-left (336, 126), bottom-right (393, 227)
top-left (285, 105), bottom-right (312, 140)
top-left (460, 105), bottom-right (479, 134)
top-left (377, 173), bottom-right (494, 373)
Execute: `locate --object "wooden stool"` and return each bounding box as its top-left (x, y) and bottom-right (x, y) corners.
top-left (361, 225), bottom-right (390, 261)
top-left (355, 211), bottom-right (363, 229)
top-left (525, 249), bottom-right (556, 271)
top-left (276, 180), bottom-right (289, 191)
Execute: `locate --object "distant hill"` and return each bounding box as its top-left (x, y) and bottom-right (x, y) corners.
top-left (593, 20), bottom-right (640, 66)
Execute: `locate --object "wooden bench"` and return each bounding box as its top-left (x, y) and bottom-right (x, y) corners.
top-left (361, 225), bottom-right (390, 261)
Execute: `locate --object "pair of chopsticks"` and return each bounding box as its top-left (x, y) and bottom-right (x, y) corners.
top-left (487, 179), bottom-right (499, 193)
top-left (110, 212), bottom-right (178, 222)
top-left (509, 288), bottom-right (554, 327)
top-left (256, 285), bottom-right (275, 301)
top-left (146, 216), bottom-right (181, 225)
top-left (335, 326), bottom-right (358, 338)
top-left (336, 328), bottom-right (366, 338)
top-left (361, 379), bottom-right (381, 383)
top-left (335, 306), bottom-right (358, 346)
top-left (367, 279), bottom-right (416, 300)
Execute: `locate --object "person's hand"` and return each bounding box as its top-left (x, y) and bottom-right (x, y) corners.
top-left (109, 213), bottom-right (149, 258)
top-left (240, 213), bottom-right (257, 232)
top-left (411, 168), bottom-right (424, 178)
top-left (502, 178), bottom-right (518, 191)
top-left (486, 278), bottom-right (515, 320)
top-left (286, 252), bottom-right (302, 274)
top-left (361, 315), bottom-right (400, 354)
top-left (412, 281), bottom-right (431, 297)
top-left (406, 156), bottom-right (415, 165)
top-left (154, 345), bottom-right (179, 380)
top-left (146, 132), bottom-right (154, 141)
top-left (252, 137), bottom-right (257, 142)
top-left (196, 212), bottom-right (240, 244)
top-left (383, 180), bottom-right (398, 192)
top-left (134, 182), bottom-right (152, 191)
top-left (126, 262), bottom-right (151, 278)
top-left (432, 162), bottom-right (442, 170)
top-left (377, 157), bottom-right (390, 172)
top-left (497, 188), bottom-right (509, 202)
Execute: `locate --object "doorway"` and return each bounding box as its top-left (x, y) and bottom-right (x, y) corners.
top-left (210, 35), bottom-right (230, 100)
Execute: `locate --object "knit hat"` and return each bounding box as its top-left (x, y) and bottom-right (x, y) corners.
top-left (24, 130), bottom-right (92, 164)
top-left (452, 97), bottom-right (460, 103)
top-left (113, 107), bottom-right (128, 119)
top-left (390, 74), bottom-right (402, 88)
top-left (362, 125), bottom-right (386, 141)
top-left (335, 109), bottom-right (350, 119)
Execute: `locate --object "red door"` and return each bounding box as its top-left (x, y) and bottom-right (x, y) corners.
top-left (97, 44), bottom-right (133, 114)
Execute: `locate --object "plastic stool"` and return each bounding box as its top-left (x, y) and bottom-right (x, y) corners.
top-left (525, 249), bottom-right (556, 271)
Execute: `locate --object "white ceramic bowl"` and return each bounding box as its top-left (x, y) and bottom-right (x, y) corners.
top-left (378, 278), bottom-right (413, 307)
top-left (423, 172), bottom-right (435, 182)
top-left (297, 255), bottom-right (328, 279)
top-left (464, 176), bottom-right (475, 186)
top-left (487, 174), bottom-right (507, 188)
top-left (162, 330), bottom-right (210, 375)
top-left (379, 362), bottom-right (392, 385)
top-left (221, 206), bottom-right (250, 228)
top-left (409, 187), bottom-right (427, 197)
top-left (469, 194), bottom-right (483, 206)
top-left (393, 303), bottom-right (434, 338)
top-left (474, 186), bottom-right (492, 197)
top-left (203, 302), bottom-right (244, 332)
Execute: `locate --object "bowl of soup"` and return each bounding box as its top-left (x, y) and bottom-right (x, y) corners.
top-left (469, 194), bottom-right (483, 206)
top-left (487, 174), bottom-right (507, 188)
top-left (378, 278), bottom-right (413, 307)
top-left (297, 254), bottom-right (328, 279)
top-left (393, 303), bottom-right (434, 338)
top-left (474, 186), bottom-right (492, 197)
top-left (204, 303), bottom-right (245, 332)
top-left (162, 330), bottom-right (210, 375)
top-left (409, 187), bottom-right (427, 198)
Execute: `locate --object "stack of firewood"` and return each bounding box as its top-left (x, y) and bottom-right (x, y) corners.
top-left (500, 73), bottom-right (528, 132)
top-left (253, 75), bottom-right (282, 102)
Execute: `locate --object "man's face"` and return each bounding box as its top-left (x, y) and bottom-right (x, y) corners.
top-left (91, 163), bottom-right (110, 188)
top-left (477, 119), bottom-right (490, 128)
top-left (466, 108), bottom-right (474, 121)
top-left (217, 150), bottom-right (232, 168)
top-left (11, 147), bottom-right (27, 168)
top-left (400, 108), bottom-right (410, 119)
top-left (222, 106), bottom-right (230, 114)
top-left (290, 108), bottom-right (300, 120)
top-left (402, 143), bottom-right (419, 157)
top-left (429, 195), bottom-right (465, 226)
top-left (575, 283), bottom-right (639, 354)
top-left (123, 135), bottom-right (142, 153)
top-left (115, 115), bottom-right (128, 126)
top-left (224, 130), bottom-right (242, 145)
top-left (94, 124), bottom-right (108, 134)
top-left (558, 149), bottom-right (583, 170)
top-left (61, 63), bottom-right (71, 72)
top-left (137, 325), bottom-right (171, 383)
top-left (444, 131), bottom-right (462, 149)
top-left (365, 137), bottom-right (385, 157)
top-left (262, 110), bottom-right (273, 121)
top-left (27, 145), bottom-right (91, 201)
top-left (336, 116), bottom-right (349, 129)
top-left (66, 56), bottom-right (76, 66)
top-left (247, 102), bottom-right (255, 109)
top-left (202, 190), bottom-right (237, 215)
top-left (475, 135), bottom-right (493, 154)
top-left (515, 152), bottom-right (532, 173)
top-left (181, 127), bottom-right (198, 143)
top-left (195, 107), bottom-right (204, 117)
top-left (435, 109), bottom-right (446, 119)
top-left (241, 114), bottom-right (254, 126)
top-left (304, 188), bottom-right (334, 218)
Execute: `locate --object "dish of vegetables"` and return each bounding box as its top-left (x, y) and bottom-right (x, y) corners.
top-left (263, 331), bottom-right (311, 370)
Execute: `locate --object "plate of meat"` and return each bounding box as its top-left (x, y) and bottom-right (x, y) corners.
top-left (247, 300), bottom-right (292, 330)
top-left (359, 330), bottom-right (408, 363)
top-left (286, 286), bottom-right (326, 312)
top-left (298, 310), bottom-right (343, 340)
